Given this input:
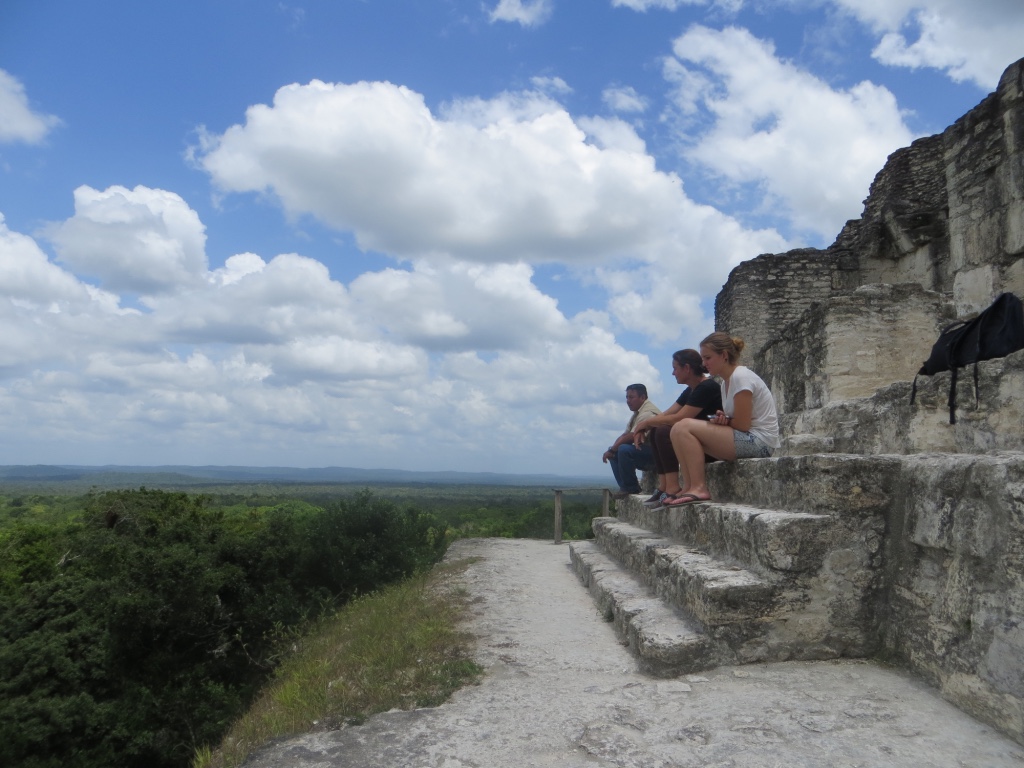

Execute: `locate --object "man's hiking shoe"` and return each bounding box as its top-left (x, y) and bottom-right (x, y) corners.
top-left (642, 491), bottom-right (667, 508)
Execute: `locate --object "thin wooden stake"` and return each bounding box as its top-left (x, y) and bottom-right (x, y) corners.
top-left (553, 489), bottom-right (563, 544)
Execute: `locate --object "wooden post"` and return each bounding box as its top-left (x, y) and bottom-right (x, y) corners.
top-left (553, 490), bottom-right (563, 544)
top-left (602, 488), bottom-right (610, 517)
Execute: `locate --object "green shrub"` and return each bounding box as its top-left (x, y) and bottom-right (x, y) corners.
top-left (0, 489), bottom-right (446, 768)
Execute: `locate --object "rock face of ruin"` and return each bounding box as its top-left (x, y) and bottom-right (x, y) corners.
top-left (717, 56), bottom-right (1024, 742)
top-left (721, 58), bottom-right (1024, 374)
top-left (573, 57), bottom-right (1024, 746)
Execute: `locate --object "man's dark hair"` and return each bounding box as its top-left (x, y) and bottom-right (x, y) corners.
top-left (625, 383), bottom-right (648, 398)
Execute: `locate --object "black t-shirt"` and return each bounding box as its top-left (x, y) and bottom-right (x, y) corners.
top-left (674, 377), bottom-right (722, 420)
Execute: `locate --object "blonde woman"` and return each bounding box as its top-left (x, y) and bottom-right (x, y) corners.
top-left (665, 332), bottom-right (779, 506)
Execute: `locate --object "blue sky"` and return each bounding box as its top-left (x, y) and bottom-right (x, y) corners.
top-left (0, 0), bottom-right (1021, 475)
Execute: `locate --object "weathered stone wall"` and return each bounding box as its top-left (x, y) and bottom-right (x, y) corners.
top-left (760, 283), bottom-right (954, 415)
top-left (715, 249), bottom-right (860, 370)
top-left (945, 61), bottom-right (1024, 315)
top-left (780, 348), bottom-right (1024, 457)
top-left (720, 57), bottom-right (1024, 370)
top-left (835, 134), bottom-right (950, 293)
top-left (882, 454), bottom-right (1024, 740)
top-left (708, 56), bottom-right (1024, 746)
top-left (707, 452), bottom-right (1024, 743)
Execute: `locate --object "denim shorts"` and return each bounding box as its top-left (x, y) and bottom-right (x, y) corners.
top-left (733, 430), bottom-right (773, 459)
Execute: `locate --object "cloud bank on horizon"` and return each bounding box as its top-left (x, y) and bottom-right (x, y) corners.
top-left (0, 0), bottom-right (1020, 474)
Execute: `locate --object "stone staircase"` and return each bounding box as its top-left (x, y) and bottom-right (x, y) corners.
top-left (569, 454), bottom-right (891, 676)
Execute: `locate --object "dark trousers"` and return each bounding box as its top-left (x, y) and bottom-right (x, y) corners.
top-left (650, 423), bottom-right (718, 478)
top-left (650, 425), bottom-right (678, 475)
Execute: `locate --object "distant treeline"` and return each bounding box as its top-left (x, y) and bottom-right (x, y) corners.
top-left (0, 464), bottom-right (608, 493)
top-left (0, 485), bottom-right (599, 768)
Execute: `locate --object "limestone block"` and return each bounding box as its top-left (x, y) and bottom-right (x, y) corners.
top-left (862, 242), bottom-right (943, 292)
top-left (706, 454), bottom-right (900, 519)
top-left (906, 409), bottom-right (958, 453)
top-left (1006, 256), bottom-right (1024, 296)
top-left (640, 470), bottom-right (657, 494)
top-left (883, 453), bottom-right (1024, 743)
top-left (954, 266), bottom-right (997, 316)
top-left (950, 211), bottom-right (1003, 270)
top-left (904, 478), bottom-right (1002, 559)
top-left (1005, 101), bottom-right (1024, 157)
top-left (749, 511), bottom-right (832, 573)
top-left (762, 283), bottom-right (952, 413)
top-left (782, 433), bottom-right (834, 455)
top-left (1007, 199), bottom-right (1024, 255)
top-left (984, 620), bottom-right (1024, 698)
top-left (716, 249), bottom-right (854, 369)
top-left (775, 349), bottom-right (1024, 456)
top-left (1003, 151), bottom-right (1024, 202)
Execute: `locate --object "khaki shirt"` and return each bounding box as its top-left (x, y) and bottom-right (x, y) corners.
top-left (627, 399), bottom-right (661, 433)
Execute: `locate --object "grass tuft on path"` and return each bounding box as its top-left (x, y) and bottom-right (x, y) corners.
top-left (194, 557), bottom-right (483, 768)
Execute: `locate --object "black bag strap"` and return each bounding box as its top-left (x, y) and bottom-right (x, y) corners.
top-left (948, 366), bottom-right (958, 424)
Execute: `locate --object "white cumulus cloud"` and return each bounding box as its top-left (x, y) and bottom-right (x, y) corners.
top-left (602, 85), bottom-right (649, 114)
top-left (193, 79), bottom-right (784, 302)
top-left (489, 0), bottom-right (554, 26)
top-left (47, 185), bottom-right (209, 294)
top-left (0, 204), bottom-right (680, 472)
top-left (349, 260), bottom-right (571, 351)
top-left (531, 75), bottom-right (573, 95)
top-left (612, 0), bottom-right (707, 9)
top-left (666, 24), bottom-right (914, 241)
top-left (0, 69), bottom-right (60, 144)
top-left (828, 0), bottom-right (1024, 88)
top-left (0, 214), bottom-right (133, 376)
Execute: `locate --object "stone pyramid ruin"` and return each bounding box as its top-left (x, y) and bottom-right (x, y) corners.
top-left (571, 57), bottom-right (1024, 746)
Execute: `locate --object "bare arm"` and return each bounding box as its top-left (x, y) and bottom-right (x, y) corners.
top-left (634, 402), bottom-right (683, 430)
top-left (633, 403), bottom-right (702, 447)
top-left (603, 430), bottom-right (634, 462)
top-left (728, 390), bottom-right (753, 432)
top-left (708, 390), bottom-right (753, 432)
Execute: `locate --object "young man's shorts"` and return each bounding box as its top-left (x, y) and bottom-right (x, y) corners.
top-left (733, 429), bottom-right (773, 459)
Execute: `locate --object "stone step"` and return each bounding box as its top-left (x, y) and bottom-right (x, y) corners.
top-left (616, 498), bottom-right (834, 574)
top-left (568, 540), bottom-right (718, 676)
top-left (593, 519), bottom-right (776, 625)
top-left (777, 347), bottom-right (1024, 457)
top-left (705, 453), bottom-right (902, 519)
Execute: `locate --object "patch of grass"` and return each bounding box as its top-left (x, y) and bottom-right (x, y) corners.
top-left (194, 558), bottom-right (483, 768)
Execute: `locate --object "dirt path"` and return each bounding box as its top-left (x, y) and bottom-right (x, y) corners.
top-left (244, 538), bottom-right (1024, 767)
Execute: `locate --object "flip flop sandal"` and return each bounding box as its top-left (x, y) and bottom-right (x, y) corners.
top-left (663, 493), bottom-right (709, 506)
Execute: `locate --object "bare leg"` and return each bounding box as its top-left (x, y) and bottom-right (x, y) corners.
top-left (677, 458), bottom-right (690, 495)
top-left (669, 418), bottom-right (737, 500)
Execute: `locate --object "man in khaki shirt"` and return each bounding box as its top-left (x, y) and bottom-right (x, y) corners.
top-left (602, 383), bottom-right (661, 497)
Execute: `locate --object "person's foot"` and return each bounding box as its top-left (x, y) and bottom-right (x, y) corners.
top-left (663, 492), bottom-right (711, 507)
top-left (642, 491), bottom-right (665, 507)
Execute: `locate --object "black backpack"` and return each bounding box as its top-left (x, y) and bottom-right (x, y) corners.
top-left (911, 292), bottom-right (1024, 423)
